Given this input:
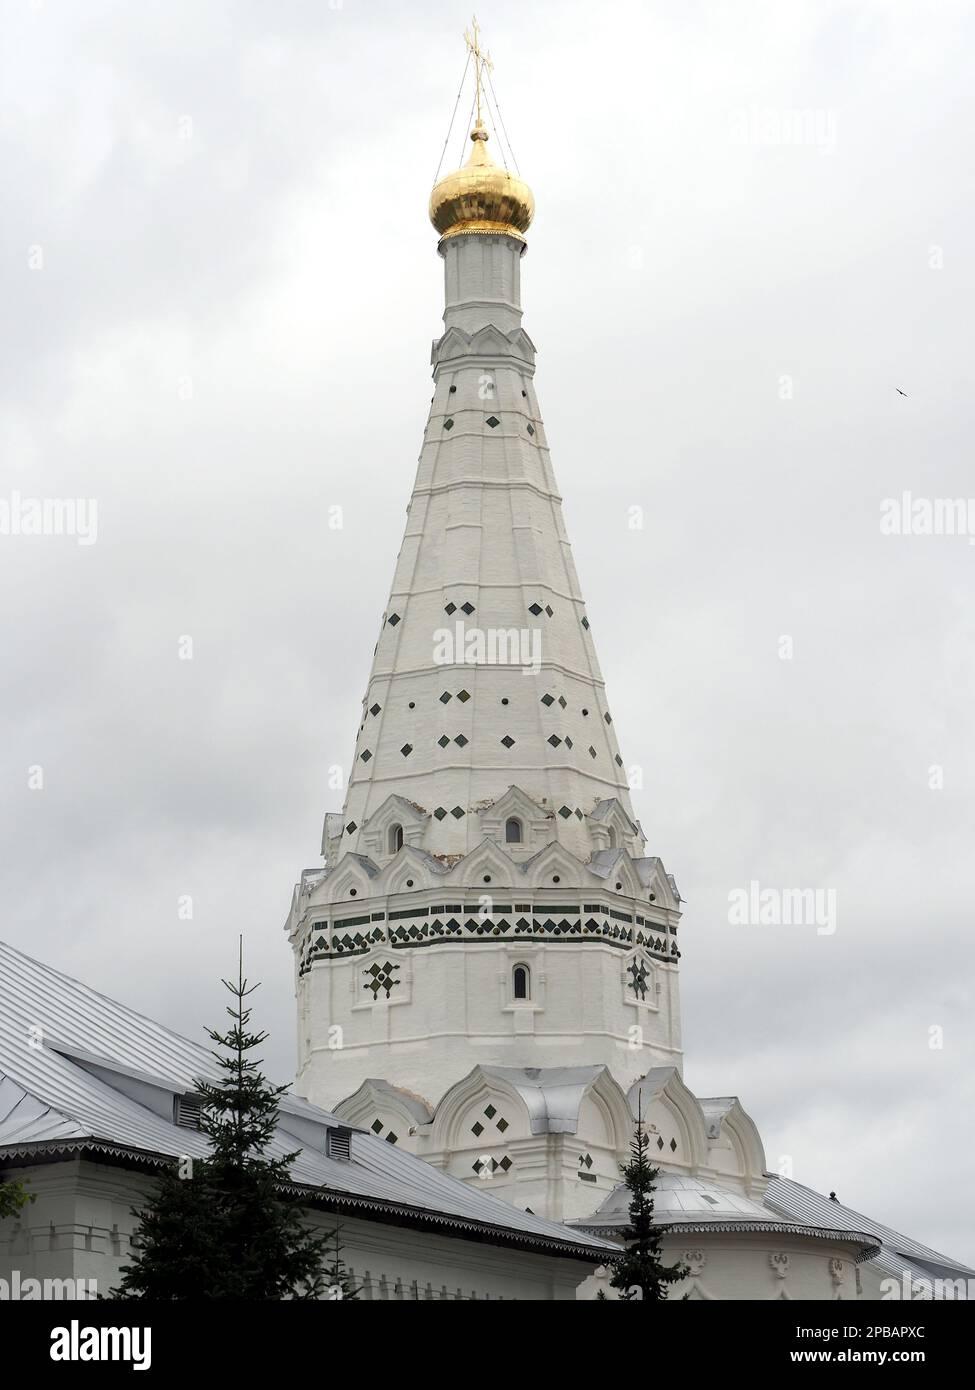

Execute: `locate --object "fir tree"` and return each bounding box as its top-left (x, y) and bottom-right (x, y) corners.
top-left (323, 1225), bottom-right (359, 1300)
top-left (608, 1102), bottom-right (686, 1301)
top-left (0, 1177), bottom-right (34, 1221)
top-left (112, 948), bottom-right (341, 1299)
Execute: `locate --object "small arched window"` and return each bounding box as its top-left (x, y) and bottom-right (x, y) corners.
top-left (513, 964), bottom-right (530, 1000)
top-left (608, 828), bottom-right (619, 849)
top-left (389, 824), bottom-right (404, 853)
top-left (505, 817), bottom-right (523, 844)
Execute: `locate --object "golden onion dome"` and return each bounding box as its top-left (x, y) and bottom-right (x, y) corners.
top-left (429, 122), bottom-right (534, 243)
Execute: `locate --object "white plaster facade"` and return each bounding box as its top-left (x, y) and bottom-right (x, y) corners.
top-left (0, 1159), bottom-right (587, 1302)
top-left (289, 228), bottom-right (683, 1107)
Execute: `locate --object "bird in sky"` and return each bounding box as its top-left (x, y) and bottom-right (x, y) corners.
top-left (895, 388), bottom-right (908, 396)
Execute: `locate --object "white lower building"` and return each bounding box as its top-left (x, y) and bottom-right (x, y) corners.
top-left (0, 940), bottom-right (613, 1301)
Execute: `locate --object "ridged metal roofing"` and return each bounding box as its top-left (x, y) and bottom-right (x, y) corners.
top-left (765, 1176), bottom-right (975, 1277)
top-left (573, 1171), bottom-right (878, 1255)
top-left (0, 939), bottom-right (613, 1259)
top-left (479, 1066), bottom-right (607, 1134)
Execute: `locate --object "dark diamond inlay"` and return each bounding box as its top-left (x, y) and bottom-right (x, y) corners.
top-left (528, 603), bottom-right (543, 616)
top-left (438, 735), bottom-right (450, 748)
top-left (450, 806), bottom-right (465, 819)
top-left (628, 959), bottom-right (650, 1000)
top-left (400, 743), bottom-right (413, 757)
top-left (486, 415), bottom-right (500, 428)
top-left (363, 960), bottom-right (400, 1001)
top-left (457, 689), bottom-right (471, 702)
top-left (369, 703), bottom-right (381, 716)
top-left (501, 735), bottom-right (515, 748)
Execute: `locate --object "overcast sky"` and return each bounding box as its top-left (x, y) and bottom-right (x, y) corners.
top-left (2, 0), bottom-right (973, 1265)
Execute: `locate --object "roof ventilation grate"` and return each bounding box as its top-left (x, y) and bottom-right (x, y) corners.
top-left (326, 1127), bottom-right (352, 1161)
top-left (174, 1094), bottom-right (203, 1130)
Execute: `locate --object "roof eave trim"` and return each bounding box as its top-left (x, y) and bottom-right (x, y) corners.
top-left (0, 1138), bottom-right (613, 1263)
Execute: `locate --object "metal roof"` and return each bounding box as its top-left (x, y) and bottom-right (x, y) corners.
top-left (765, 1176), bottom-right (975, 1278)
top-left (571, 1172), bottom-right (879, 1257)
top-left (0, 939), bottom-right (614, 1261)
top-left (479, 1066), bottom-right (608, 1134)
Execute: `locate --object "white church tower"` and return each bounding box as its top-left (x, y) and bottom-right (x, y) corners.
top-left (287, 41), bottom-right (682, 1114)
top-left (281, 27), bottom-right (961, 1299)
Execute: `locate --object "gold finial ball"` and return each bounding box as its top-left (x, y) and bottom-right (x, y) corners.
top-left (429, 125), bottom-right (534, 243)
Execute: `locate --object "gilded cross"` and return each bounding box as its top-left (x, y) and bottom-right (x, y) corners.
top-left (464, 15), bottom-right (493, 130)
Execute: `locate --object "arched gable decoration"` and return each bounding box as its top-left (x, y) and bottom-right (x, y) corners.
top-left (521, 839), bottom-right (591, 889)
top-left (477, 786), bottom-right (553, 853)
top-left (586, 798), bottom-right (643, 856)
top-left (433, 1064), bottom-right (633, 1148)
top-left (378, 844), bottom-right (446, 896)
top-left (432, 324), bottom-right (537, 374)
top-left (626, 1067), bottom-right (709, 1170)
top-left (587, 847), bottom-right (645, 899)
top-left (442, 836), bottom-right (518, 889)
top-left (699, 1096), bottom-right (768, 1196)
top-left (429, 1066), bottom-right (529, 1154)
top-left (333, 1079), bottom-right (433, 1149)
top-left (632, 856), bottom-right (681, 912)
top-left (313, 852), bottom-right (380, 906)
top-left (359, 793), bottom-right (430, 859)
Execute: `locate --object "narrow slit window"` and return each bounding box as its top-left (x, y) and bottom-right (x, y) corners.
top-left (505, 817), bottom-right (523, 844)
top-left (513, 964), bottom-right (530, 1000)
